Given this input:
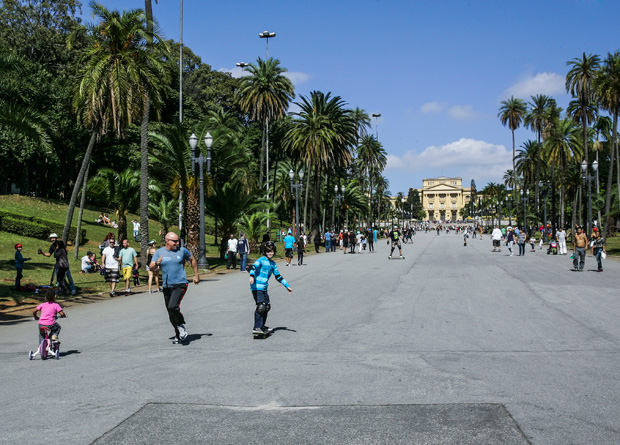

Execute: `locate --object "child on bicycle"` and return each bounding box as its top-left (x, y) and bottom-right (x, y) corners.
top-left (249, 241), bottom-right (293, 334)
top-left (32, 290), bottom-right (66, 343)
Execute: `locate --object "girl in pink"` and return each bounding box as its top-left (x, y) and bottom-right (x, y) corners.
top-left (32, 291), bottom-right (66, 343)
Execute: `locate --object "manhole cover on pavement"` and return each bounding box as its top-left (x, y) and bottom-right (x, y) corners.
top-left (93, 403), bottom-right (529, 444)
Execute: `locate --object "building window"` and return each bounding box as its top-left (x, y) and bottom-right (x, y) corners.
top-left (440, 203), bottom-right (445, 208)
top-left (452, 202), bottom-right (456, 208)
top-left (429, 203), bottom-right (433, 209)
top-left (452, 181), bottom-right (456, 185)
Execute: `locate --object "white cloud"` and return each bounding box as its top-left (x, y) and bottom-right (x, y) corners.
top-left (421, 101), bottom-right (445, 114)
top-left (448, 105), bottom-right (483, 121)
top-left (503, 72), bottom-right (565, 98)
top-left (386, 138), bottom-right (511, 173)
top-left (283, 71), bottom-right (311, 86)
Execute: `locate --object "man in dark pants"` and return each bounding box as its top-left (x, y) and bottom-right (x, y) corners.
top-left (150, 232), bottom-right (200, 343)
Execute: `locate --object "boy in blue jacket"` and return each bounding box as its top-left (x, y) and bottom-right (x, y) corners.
top-left (249, 241), bottom-right (293, 334)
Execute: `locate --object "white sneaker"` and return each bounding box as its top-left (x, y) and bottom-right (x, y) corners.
top-left (177, 324), bottom-right (188, 341)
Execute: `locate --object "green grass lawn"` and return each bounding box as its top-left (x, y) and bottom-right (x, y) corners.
top-left (0, 195), bottom-right (287, 305)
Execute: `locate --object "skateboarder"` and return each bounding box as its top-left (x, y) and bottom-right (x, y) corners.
top-left (388, 226), bottom-right (404, 259)
top-left (249, 241), bottom-right (293, 335)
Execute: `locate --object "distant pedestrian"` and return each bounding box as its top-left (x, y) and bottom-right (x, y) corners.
top-left (53, 240), bottom-right (71, 295)
top-left (313, 232), bottom-right (321, 253)
top-left (14, 243), bottom-right (31, 289)
top-left (529, 235), bottom-right (536, 252)
top-left (572, 226), bottom-right (588, 271)
top-left (296, 232), bottom-right (306, 266)
top-left (283, 229), bottom-right (295, 266)
top-left (238, 232), bottom-right (250, 272)
top-left (102, 238), bottom-right (120, 297)
top-left (557, 228), bottom-right (567, 255)
top-left (491, 226), bottom-right (503, 252)
top-left (227, 233), bottom-right (238, 270)
top-left (506, 227), bottom-right (514, 256)
top-left (591, 229), bottom-right (606, 272)
top-left (132, 219), bottom-right (140, 242)
top-left (517, 228), bottom-right (526, 256)
top-left (146, 240), bottom-right (161, 293)
top-left (118, 239), bottom-right (138, 295)
top-left (324, 229), bottom-right (332, 252)
top-left (38, 233), bottom-right (76, 294)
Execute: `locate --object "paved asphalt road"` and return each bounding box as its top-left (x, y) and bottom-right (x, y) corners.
top-left (2, 231), bottom-right (620, 444)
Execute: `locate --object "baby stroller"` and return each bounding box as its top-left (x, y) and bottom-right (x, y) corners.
top-left (547, 240), bottom-right (558, 255)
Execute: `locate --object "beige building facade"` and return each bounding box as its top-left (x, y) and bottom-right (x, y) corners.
top-left (417, 177), bottom-right (472, 222)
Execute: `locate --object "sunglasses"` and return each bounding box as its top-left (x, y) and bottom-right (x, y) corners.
top-left (167, 239), bottom-right (180, 243)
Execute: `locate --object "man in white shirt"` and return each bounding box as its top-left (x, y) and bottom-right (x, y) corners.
top-left (102, 239), bottom-right (120, 297)
top-left (556, 228), bottom-right (567, 255)
top-left (226, 233), bottom-right (238, 270)
top-left (132, 219), bottom-right (140, 242)
top-left (491, 226), bottom-right (503, 252)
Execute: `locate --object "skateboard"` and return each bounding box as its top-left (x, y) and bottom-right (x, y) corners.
top-left (253, 328), bottom-right (273, 339)
top-left (388, 256), bottom-right (405, 260)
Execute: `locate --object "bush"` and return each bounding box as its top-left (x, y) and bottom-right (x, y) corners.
top-left (0, 211), bottom-right (86, 244)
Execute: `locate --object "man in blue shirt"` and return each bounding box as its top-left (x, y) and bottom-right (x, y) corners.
top-left (283, 229), bottom-right (296, 267)
top-left (324, 229), bottom-right (332, 252)
top-left (149, 232), bottom-right (199, 343)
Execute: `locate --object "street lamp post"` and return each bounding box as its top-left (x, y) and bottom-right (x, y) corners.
top-left (189, 132), bottom-right (213, 270)
top-left (581, 159), bottom-right (598, 235)
top-left (522, 188), bottom-right (529, 232)
top-left (289, 169), bottom-right (304, 235)
top-left (334, 185), bottom-right (345, 231)
top-left (506, 195), bottom-right (512, 227)
top-left (372, 113), bottom-right (381, 139)
top-left (259, 30), bottom-right (276, 59)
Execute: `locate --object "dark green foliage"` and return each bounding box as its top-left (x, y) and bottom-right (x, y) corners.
top-left (0, 210), bottom-right (86, 243)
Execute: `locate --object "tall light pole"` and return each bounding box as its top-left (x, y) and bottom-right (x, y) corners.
top-left (259, 30), bottom-right (276, 59)
top-left (334, 185), bottom-right (345, 231)
top-left (522, 188), bottom-right (529, 232)
top-left (189, 132), bottom-right (213, 270)
top-left (259, 31), bottom-right (276, 229)
top-left (178, 0), bottom-right (184, 245)
top-left (372, 113), bottom-right (381, 139)
top-left (289, 169), bottom-right (304, 235)
top-left (581, 159), bottom-right (598, 235)
top-left (236, 61), bottom-right (249, 76)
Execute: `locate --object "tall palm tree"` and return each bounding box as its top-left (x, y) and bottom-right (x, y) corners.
top-left (284, 91), bottom-right (357, 237)
top-left (63, 1), bottom-right (168, 243)
top-left (139, 0), bottom-right (166, 260)
top-left (357, 135), bottom-right (387, 225)
top-left (149, 194), bottom-right (178, 244)
top-left (350, 107), bottom-right (371, 147)
top-left (526, 94), bottom-right (553, 210)
top-left (594, 51), bottom-right (620, 235)
top-left (236, 57), bottom-right (294, 190)
top-left (566, 52), bottom-right (600, 166)
top-left (498, 96), bottom-right (528, 221)
top-left (543, 119), bottom-right (582, 227)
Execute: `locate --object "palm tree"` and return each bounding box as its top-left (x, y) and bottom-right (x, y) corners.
top-left (566, 52), bottom-right (600, 166)
top-left (63, 1), bottom-right (168, 243)
top-left (149, 194), bottom-right (178, 244)
top-left (284, 91), bottom-right (357, 237)
top-left (594, 51), bottom-right (620, 235)
top-left (350, 107), bottom-right (371, 147)
top-left (88, 168), bottom-right (145, 240)
top-left (543, 119), bottom-right (582, 227)
top-left (498, 96), bottom-right (528, 221)
top-left (236, 57), bottom-right (294, 190)
top-left (357, 135), bottom-right (387, 226)
top-left (526, 94), bottom-right (554, 210)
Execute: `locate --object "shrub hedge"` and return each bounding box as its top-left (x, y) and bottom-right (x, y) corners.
top-left (0, 210), bottom-right (86, 244)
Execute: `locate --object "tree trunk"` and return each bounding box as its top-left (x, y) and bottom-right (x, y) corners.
top-left (604, 112), bottom-right (617, 237)
top-left (73, 163), bottom-right (90, 259)
top-left (117, 212), bottom-right (128, 241)
top-left (303, 165), bottom-right (310, 232)
top-left (62, 131), bottom-right (97, 243)
top-left (186, 185), bottom-right (200, 260)
top-left (139, 94), bottom-right (151, 261)
top-left (259, 123), bottom-right (265, 189)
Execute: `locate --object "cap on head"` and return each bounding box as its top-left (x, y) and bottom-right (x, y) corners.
top-left (15, 243), bottom-right (22, 248)
top-left (149, 240), bottom-right (156, 245)
top-left (49, 233), bottom-right (58, 239)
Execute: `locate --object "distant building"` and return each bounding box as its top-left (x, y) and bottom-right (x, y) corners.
top-left (418, 177), bottom-right (472, 222)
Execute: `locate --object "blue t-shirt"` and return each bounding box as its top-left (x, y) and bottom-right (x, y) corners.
top-left (324, 231), bottom-right (332, 241)
top-left (284, 235), bottom-right (295, 249)
top-left (151, 246), bottom-right (192, 287)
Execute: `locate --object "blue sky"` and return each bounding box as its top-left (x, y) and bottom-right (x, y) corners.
top-left (81, 0), bottom-right (618, 195)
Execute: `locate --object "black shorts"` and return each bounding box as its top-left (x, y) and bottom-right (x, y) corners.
top-left (493, 240), bottom-right (500, 247)
top-left (285, 248), bottom-right (293, 258)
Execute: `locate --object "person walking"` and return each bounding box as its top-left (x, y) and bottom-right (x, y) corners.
top-left (14, 243), bottom-right (31, 289)
top-left (146, 240), bottom-right (161, 293)
top-left (102, 238), bottom-right (120, 297)
top-left (296, 232), bottom-right (306, 266)
top-left (323, 229), bottom-right (332, 252)
top-left (491, 226), bottom-right (503, 252)
top-left (132, 219), bottom-right (140, 242)
top-left (313, 232), bottom-right (321, 253)
top-left (506, 227), bottom-right (515, 256)
top-left (238, 232), bottom-right (250, 272)
top-left (38, 233), bottom-right (76, 295)
top-left (572, 226), bottom-right (588, 272)
top-left (149, 232), bottom-right (200, 343)
top-left (226, 233), bottom-right (238, 270)
top-left (118, 239), bottom-right (138, 295)
top-left (517, 227), bottom-right (527, 256)
top-left (591, 228), bottom-right (606, 272)
top-left (53, 240), bottom-right (71, 295)
top-left (283, 229), bottom-right (295, 266)
top-left (557, 227), bottom-right (567, 255)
